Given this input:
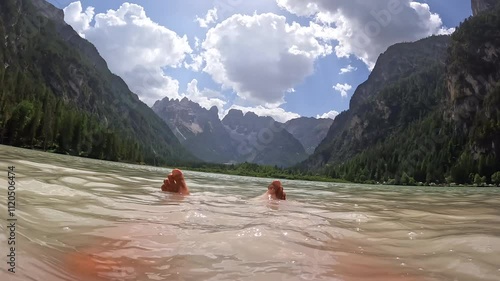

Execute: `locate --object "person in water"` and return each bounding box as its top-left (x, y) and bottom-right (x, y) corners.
top-left (161, 169), bottom-right (286, 200)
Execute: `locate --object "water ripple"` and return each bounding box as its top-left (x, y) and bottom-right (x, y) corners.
top-left (0, 145), bottom-right (499, 281)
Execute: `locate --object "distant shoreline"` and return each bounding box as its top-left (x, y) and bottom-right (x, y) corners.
top-left (2, 144), bottom-right (498, 188)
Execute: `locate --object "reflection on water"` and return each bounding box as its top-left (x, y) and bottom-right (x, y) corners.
top-left (0, 145), bottom-right (499, 281)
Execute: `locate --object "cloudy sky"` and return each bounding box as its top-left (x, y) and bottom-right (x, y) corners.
top-left (47, 0), bottom-right (471, 122)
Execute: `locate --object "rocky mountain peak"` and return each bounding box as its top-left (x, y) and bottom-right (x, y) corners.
top-left (153, 99), bottom-right (316, 166)
top-left (245, 111), bottom-right (258, 118)
top-left (209, 106), bottom-right (218, 114)
top-left (222, 109), bottom-right (244, 124)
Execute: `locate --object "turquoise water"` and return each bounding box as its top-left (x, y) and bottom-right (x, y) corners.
top-left (0, 145), bottom-right (499, 281)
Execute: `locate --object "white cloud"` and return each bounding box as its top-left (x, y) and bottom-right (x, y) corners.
top-left (183, 79), bottom-right (226, 113)
top-left (316, 110), bottom-right (339, 120)
top-left (339, 64), bottom-right (357, 74)
top-left (277, 0), bottom-right (454, 68)
top-left (437, 27), bottom-right (455, 35)
top-left (120, 66), bottom-right (181, 106)
top-left (333, 83), bottom-right (352, 97)
top-left (223, 105), bottom-right (301, 123)
top-left (63, 2), bottom-right (94, 37)
top-left (184, 54), bottom-right (204, 72)
top-left (63, 1), bottom-right (192, 105)
top-left (196, 7), bottom-right (219, 28)
top-left (194, 36), bottom-right (201, 49)
top-left (201, 13), bottom-right (332, 106)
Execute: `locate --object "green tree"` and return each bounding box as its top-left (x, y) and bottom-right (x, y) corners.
top-left (28, 103), bottom-right (42, 147)
top-left (5, 101), bottom-right (34, 145)
top-left (473, 174), bottom-right (483, 187)
top-left (492, 171), bottom-right (500, 186)
top-left (401, 172), bottom-right (410, 185)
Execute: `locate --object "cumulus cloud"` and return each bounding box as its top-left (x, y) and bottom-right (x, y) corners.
top-left (183, 79), bottom-right (226, 112)
top-left (120, 66), bottom-right (182, 105)
top-left (316, 110), bottom-right (339, 120)
top-left (277, 0), bottom-right (455, 68)
top-left (223, 105), bottom-right (301, 123)
top-left (63, 2), bottom-right (94, 37)
top-left (196, 8), bottom-right (218, 28)
top-left (201, 13), bottom-right (332, 106)
top-left (184, 54), bottom-right (204, 72)
top-left (333, 83), bottom-right (352, 97)
top-left (63, 1), bottom-right (192, 105)
top-left (339, 64), bottom-right (357, 74)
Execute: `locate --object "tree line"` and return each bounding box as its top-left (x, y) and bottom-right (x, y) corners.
top-left (0, 68), bottom-right (147, 163)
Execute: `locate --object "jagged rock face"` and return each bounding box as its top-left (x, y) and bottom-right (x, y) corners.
top-left (446, 4), bottom-right (500, 157)
top-left (284, 117), bottom-right (333, 155)
top-left (472, 0), bottom-right (498, 15)
top-left (152, 98), bottom-right (237, 163)
top-left (153, 102), bottom-right (309, 167)
top-left (153, 98), bottom-right (216, 141)
top-left (222, 110), bottom-right (308, 167)
top-left (447, 6), bottom-right (500, 129)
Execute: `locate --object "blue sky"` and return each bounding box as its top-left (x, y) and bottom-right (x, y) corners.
top-left (47, 0), bottom-right (472, 122)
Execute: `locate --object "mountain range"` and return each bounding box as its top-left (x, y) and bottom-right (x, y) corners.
top-left (0, 0), bottom-right (333, 168)
top-left (152, 97), bottom-right (332, 167)
top-left (1, 0), bottom-right (498, 185)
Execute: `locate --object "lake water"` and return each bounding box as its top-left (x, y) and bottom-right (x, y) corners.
top-left (0, 145), bottom-right (499, 281)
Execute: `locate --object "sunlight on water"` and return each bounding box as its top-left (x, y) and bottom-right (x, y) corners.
top-left (0, 145), bottom-right (499, 281)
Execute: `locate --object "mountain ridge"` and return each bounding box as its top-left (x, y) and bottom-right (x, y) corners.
top-left (301, 2), bottom-right (500, 184)
top-left (153, 97), bottom-right (331, 167)
top-left (0, 0), bottom-right (196, 165)
top-left (305, 35), bottom-right (451, 170)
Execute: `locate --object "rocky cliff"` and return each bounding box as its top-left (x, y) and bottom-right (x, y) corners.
top-left (472, 0), bottom-right (498, 15)
top-left (445, 2), bottom-right (500, 173)
top-left (152, 98), bottom-right (238, 163)
top-left (447, 4), bottom-right (500, 130)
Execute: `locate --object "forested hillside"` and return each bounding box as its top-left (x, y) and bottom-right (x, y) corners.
top-left (0, 0), bottom-right (196, 166)
top-left (304, 5), bottom-right (500, 185)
